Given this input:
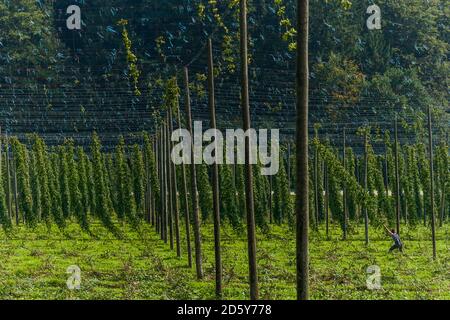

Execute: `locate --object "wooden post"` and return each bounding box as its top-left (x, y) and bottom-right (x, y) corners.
top-left (439, 188), bottom-right (445, 227)
top-left (0, 127), bottom-right (2, 179)
top-left (207, 38), bottom-right (223, 298)
top-left (444, 133), bottom-right (449, 224)
top-left (355, 156), bottom-right (360, 222)
top-left (364, 131), bottom-right (369, 245)
top-left (296, 0), bottom-right (310, 301)
top-left (12, 152), bottom-right (19, 225)
top-left (313, 135), bottom-right (319, 226)
top-left (269, 174), bottom-right (273, 224)
top-left (168, 105), bottom-right (181, 257)
top-left (343, 128), bottom-right (348, 240)
top-left (144, 144), bottom-right (151, 224)
top-left (151, 137), bottom-right (157, 226)
top-left (287, 142), bottom-right (291, 191)
top-left (324, 161), bottom-right (329, 239)
top-left (427, 106), bottom-right (437, 260)
top-left (240, 0), bottom-right (258, 300)
top-left (394, 115), bottom-right (401, 234)
top-left (384, 145), bottom-right (389, 188)
top-left (161, 125), bottom-right (167, 241)
top-left (155, 134), bottom-right (160, 233)
top-left (177, 104), bottom-right (193, 268)
top-left (5, 134), bottom-right (12, 221)
top-left (166, 112), bottom-right (174, 250)
top-left (158, 127), bottom-right (163, 238)
top-left (183, 66), bottom-right (203, 279)
top-left (164, 122), bottom-right (170, 245)
top-left (438, 133), bottom-right (447, 227)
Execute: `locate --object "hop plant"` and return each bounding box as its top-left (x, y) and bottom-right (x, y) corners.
top-left (91, 133), bottom-right (120, 236)
top-left (57, 145), bottom-right (71, 220)
top-left (0, 137), bottom-right (12, 231)
top-left (197, 163), bottom-right (213, 222)
top-left (10, 138), bottom-right (35, 226)
top-left (219, 164), bottom-right (241, 229)
top-left (131, 144), bottom-right (145, 219)
top-left (115, 136), bottom-right (138, 227)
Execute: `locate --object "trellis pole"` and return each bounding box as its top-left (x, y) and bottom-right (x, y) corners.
top-left (176, 103), bottom-right (193, 268)
top-left (163, 121), bottom-right (170, 245)
top-left (168, 105), bottom-right (181, 257)
top-left (342, 128), bottom-right (348, 240)
top-left (296, 0), bottom-right (310, 301)
top-left (144, 140), bottom-right (151, 224)
top-left (363, 131), bottom-right (369, 245)
top-left (427, 106), bottom-right (437, 260)
top-left (12, 152), bottom-right (19, 225)
top-left (313, 132), bottom-right (319, 227)
top-left (394, 114), bottom-right (401, 234)
top-left (240, 0), bottom-right (258, 300)
top-left (5, 134), bottom-right (12, 221)
top-left (183, 66), bottom-right (203, 279)
top-left (166, 112), bottom-right (174, 250)
top-left (324, 161), bottom-right (330, 238)
top-left (155, 133), bottom-right (160, 234)
top-left (207, 38), bottom-right (223, 298)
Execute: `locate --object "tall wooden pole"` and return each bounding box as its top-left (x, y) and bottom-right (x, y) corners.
top-left (5, 134), bottom-right (12, 221)
top-left (240, 0), bottom-right (258, 300)
top-left (444, 133), bottom-right (449, 225)
top-left (0, 127), bottom-right (2, 179)
top-left (427, 106), bottom-right (437, 260)
top-left (364, 131), bottom-right (369, 245)
top-left (166, 112), bottom-right (174, 250)
top-left (155, 134), bottom-right (160, 233)
top-left (343, 128), bottom-right (348, 240)
top-left (439, 132), bottom-right (450, 227)
top-left (355, 157), bottom-right (361, 222)
top-left (152, 138), bottom-right (157, 226)
top-left (384, 144), bottom-right (389, 190)
top-left (394, 115), bottom-right (401, 234)
top-left (167, 108), bottom-right (181, 257)
top-left (287, 142), bottom-right (291, 191)
top-left (12, 152), bottom-right (19, 225)
top-left (269, 175), bottom-right (273, 224)
top-left (324, 162), bottom-right (329, 239)
top-left (207, 38), bottom-right (223, 298)
top-left (161, 125), bottom-right (167, 241)
top-left (296, 0), bottom-right (310, 300)
top-left (144, 138), bottom-right (152, 224)
top-left (183, 66), bottom-right (203, 279)
top-left (177, 104), bottom-right (193, 268)
top-left (168, 105), bottom-right (181, 257)
top-left (313, 135), bottom-right (319, 226)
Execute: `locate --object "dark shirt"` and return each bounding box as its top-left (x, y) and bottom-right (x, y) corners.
top-left (391, 233), bottom-right (402, 247)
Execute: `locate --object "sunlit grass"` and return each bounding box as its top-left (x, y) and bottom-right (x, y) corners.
top-left (0, 221), bottom-right (448, 300)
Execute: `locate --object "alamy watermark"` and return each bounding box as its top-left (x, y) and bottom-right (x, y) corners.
top-left (171, 122), bottom-right (280, 176)
top-left (64, 3), bottom-right (381, 31)
top-left (367, 4), bottom-right (382, 30)
top-left (366, 265), bottom-right (382, 290)
top-left (66, 265), bottom-right (81, 290)
top-left (66, 5), bottom-right (81, 30)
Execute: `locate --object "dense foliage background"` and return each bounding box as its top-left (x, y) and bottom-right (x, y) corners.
top-left (0, 0), bottom-right (448, 147)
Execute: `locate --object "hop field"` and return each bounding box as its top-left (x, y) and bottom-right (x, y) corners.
top-left (0, 223), bottom-right (448, 300)
top-left (0, 0), bottom-right (448, 302)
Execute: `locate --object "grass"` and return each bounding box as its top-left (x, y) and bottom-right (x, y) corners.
top-left (0, 220), bottom-right (448, 300)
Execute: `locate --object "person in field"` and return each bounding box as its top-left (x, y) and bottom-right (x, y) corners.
top-left (384, 225), bottom-right (403, 253)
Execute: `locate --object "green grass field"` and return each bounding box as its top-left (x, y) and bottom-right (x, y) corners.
top-left (0, 222), bottom-right (448, 300)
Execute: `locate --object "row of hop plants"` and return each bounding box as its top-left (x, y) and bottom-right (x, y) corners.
top-left (302, 126), bottom-right (449, 237)
top-left (0, 133), bottom-right (158, 237)
top-left (0, 125), bottom-right (447, 236)
top-left (0, 129), bottom-right (295, 236)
